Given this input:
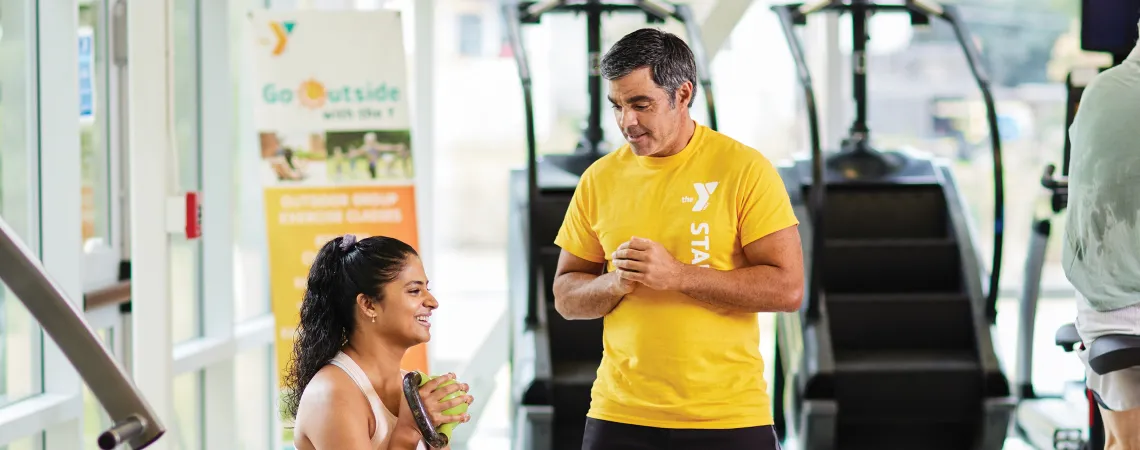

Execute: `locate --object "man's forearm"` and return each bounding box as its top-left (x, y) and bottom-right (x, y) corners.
top-left (553, 271), bottom-right (626, 320)
top-left (678, 264), bottom-right (802, 313)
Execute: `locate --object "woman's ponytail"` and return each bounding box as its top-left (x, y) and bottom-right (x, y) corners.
top-left (281, 236), bottom-right (356, 419)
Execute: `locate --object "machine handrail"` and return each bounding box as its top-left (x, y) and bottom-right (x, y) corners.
top-left (503, 1), bottom-right (542, 326)
top-left (938, 3), bottom-right (1005, 322)
top-left (0, 216), bottom-right (164, 449)
top-left (771, 1), bottom-right (1005, 321)
top-left (523, 0), bottom-right (565, 19)
top-left (674, 3), bottom-right (718, 130)
top-left (638, 0), bottom-right (673, 20)
top-left (771, 4), bottom-right (826, 320)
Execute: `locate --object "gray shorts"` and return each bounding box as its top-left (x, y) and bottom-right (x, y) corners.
top-left (1075, 296), bottom-right (1140, 412)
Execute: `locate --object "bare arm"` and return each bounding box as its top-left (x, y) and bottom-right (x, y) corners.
top-left (552, 250), bottom-right (634, 320)
top-left (295, 372), bottom-right (377, 450)
top-left (678, 226), bottom-right (804, 313)
top-left (388, 425), bottom-right (431, 450)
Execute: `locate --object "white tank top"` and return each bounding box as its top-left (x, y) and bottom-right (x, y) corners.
top-left (328, 351), bottom-right (427, 450)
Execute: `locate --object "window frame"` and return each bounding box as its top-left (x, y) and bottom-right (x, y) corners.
top-left (0, 0), bottom-right (456, 448)
top-left (79, 0), bottom-right (126, 294)
top-left (457, 13), bottom-right (484, 57)
top-left (0, 0), bottom-right (85, 448)
top-left (0, 0), bottom-right (285, 448)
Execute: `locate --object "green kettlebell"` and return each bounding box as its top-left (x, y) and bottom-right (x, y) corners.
top-left (417, 372), bottom-right (468, 439)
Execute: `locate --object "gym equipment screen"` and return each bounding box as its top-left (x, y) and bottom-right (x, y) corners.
top-left (1082, 0), bottom-right (1140, 54)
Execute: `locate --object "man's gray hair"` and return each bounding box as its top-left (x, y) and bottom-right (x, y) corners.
top-left (599, 28), bottom-right (698, 108)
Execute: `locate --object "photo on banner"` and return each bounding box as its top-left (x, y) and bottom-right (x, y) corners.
top-left (247, 9), bottom-right (425, 442)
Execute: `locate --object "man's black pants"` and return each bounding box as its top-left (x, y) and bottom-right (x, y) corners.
top-left (581, 417), bottom-right (782, 450)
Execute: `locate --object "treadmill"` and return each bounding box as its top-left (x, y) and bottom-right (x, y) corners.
top-left (501, 2), bottom-right (718, 450)
top-left (1018, 2), bottom-right (1140, 449)
top-left (769, 1), bottom-right (1015, 448)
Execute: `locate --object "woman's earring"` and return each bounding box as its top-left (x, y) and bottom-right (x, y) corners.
top-left (371, 315), bottom-right (376, 323)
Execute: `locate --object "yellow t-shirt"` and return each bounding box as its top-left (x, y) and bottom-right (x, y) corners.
top-left (553, 123), bottom-right (800, 429)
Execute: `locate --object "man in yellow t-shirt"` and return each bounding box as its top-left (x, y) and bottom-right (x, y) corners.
top-left (553, 28), bottom-right (804, 450)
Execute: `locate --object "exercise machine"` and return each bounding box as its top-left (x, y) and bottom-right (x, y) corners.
top-left (1017, 2), bottom-right (1140, 449)
top-left (1013, 68), bottom-right (1089, 450)
top-left (0, 217), bottom-right (165, 449)
top-left (770, 1), bottom-right (1015, 448)
top-left (501, 2), bottom-right (718, 449)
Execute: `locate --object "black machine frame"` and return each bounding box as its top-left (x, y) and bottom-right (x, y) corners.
top-left (771, 0), bottom-right (1006, 323)
top-left (770, 1), bottom-right (1015, 447)
top-left (1013, 68), bottom-right (1086, 450)
top-left (502, 0), bottom-right (720, 333)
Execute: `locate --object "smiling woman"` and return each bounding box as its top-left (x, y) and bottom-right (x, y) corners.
top-left (283, 234), bottom-right (474, 450)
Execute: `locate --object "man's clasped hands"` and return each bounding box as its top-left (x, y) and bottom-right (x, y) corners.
top-left (610, 236), bottom-right (692, 294)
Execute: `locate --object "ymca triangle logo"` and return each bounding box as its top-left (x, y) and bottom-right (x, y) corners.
top-left (270, 21), bottom-right (297, 56)
top-left (693, 182), bottom-right (718, 212)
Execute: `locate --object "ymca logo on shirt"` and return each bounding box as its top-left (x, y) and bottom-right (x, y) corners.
top-left (682, 181), bottom-right (719, 267)
top-left (681, 182), bottom-right (719, 212)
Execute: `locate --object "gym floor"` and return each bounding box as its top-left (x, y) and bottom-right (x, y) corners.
top-left (425, 248), bottom-right (1083, 450)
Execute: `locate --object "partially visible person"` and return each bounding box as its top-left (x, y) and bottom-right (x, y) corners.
top-left (331, 146), bottom-right (347, 180)
top-left (553, 28), bottom-right (802, 450)
top-left (390, 142), bottom-right (413, 178)
top-left (273, 147), bottom-right (307, 181)
top-left (284, 234), bottom-right (474, 450)
top-left (1063, 26), bottom-right (1140, 450)
top-left (352, 132), bottom-right (398, 180)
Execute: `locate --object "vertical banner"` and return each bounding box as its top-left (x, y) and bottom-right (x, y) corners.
top-left (248, 9), bottom-right (428, 437)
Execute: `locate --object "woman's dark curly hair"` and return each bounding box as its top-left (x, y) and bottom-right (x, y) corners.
top-left (281, 234), bottom-right (418, 419)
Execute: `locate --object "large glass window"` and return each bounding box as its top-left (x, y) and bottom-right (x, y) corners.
top-left (171, 0), bottom-right (203, 344)
top-left (458, 14), bottom-right (484, 57)
top-left (0, 434), bottom-right (36, 450)
top-left (82, 329), bottom-right (115, 447)
top-left (235, 346), bottom-right (272, 450)
top-left (0, 0), bottom-right (43, 410)
top-left (78, 0), bottom-right (113, 257)
top-left (173, 371), bottom-right (203, 450)
top-left (0, 284), bottom-right (37, 410)
top-left (231, 0), bottom-right (270, 322)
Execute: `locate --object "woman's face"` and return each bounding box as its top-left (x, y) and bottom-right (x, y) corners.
top-left (373, 256), bottom-right (437, 347)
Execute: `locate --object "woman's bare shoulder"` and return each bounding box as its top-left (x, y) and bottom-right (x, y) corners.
top-left (296, 365), bottom-right (371, 437)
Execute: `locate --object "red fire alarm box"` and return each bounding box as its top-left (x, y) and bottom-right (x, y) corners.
top-left (185, 192), bottom-right (201, 239)
top-left (167, 192), bottom-right (202, 239)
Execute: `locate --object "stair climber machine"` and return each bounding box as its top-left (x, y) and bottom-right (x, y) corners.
top-left (501, 2), bottom-right (718, 450)
top-left (769, 1), bottom-right (1016, 449)
top-left (1016, 3), bottom-right (1140, 449)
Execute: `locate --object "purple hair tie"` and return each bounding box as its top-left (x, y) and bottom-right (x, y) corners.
top-left (339, 234), bottom-right (358, 252)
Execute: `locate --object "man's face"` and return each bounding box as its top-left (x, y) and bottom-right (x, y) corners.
top-left (608, 67), bottom-right (690, 157)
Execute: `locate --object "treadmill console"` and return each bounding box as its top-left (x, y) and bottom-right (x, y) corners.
top-left (1081, 0), bottom-right (1140, 54)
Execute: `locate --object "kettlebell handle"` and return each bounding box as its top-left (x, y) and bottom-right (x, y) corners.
top-left (401, 371), bottom-right (449, 449)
